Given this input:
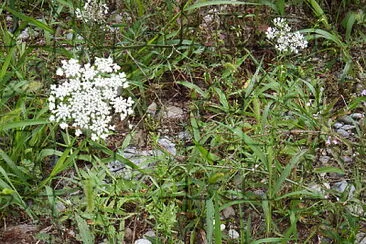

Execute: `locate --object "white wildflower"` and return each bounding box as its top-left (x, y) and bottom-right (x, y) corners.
top-left (49, 57), bottom-right (134, 141)
top-left (361, 89), bottom-right (366, 96)
top-left (266, 17), bottom-right (308, 54)
top-left (75, 0), bottom-right (109, 25)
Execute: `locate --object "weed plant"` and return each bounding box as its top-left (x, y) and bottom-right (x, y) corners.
top-left (0, 0), bottom-right (365, 243)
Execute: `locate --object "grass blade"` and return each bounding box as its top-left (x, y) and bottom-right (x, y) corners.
top-left (206, 197), bottom-right (214, 244)
top-left (184, 1), bottom-right (260, 11)
top-left (4, 6), bottom-right (54, 34)
top-left (0, 120), bottom-right (49, 130)
top-left (273, 149), bottom-right (308, 196)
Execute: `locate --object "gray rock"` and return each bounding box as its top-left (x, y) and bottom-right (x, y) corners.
top-left (356, 232), bottom-right (366, 244)
top-left (143, 230), bottom-right (156, 238)
top-left (342, 156), bottom-right (353, 163)
top-left (333, 122), bottom-right (343, 129)
top-left (319, 155), bottom-right (331, 164)
top-left (222, 206), bottom-right (235, 219)
top-left (161, 105), bottom-right (184, 119)
top-left (339, 116), bottom-right (354, 124)
top-left (146, 102), bottom-right (157, 115)
top-left (178, 131), bottom-right (192, 142)
top-left (253, 189), bottom-right (265, 197)
top-left (124, 227), bottom-right (133, 240)
top-left (333, 180), bottom-right (355, 199)
top-left (351, 113), bottom-right (364, 119)
top-left (341, 125), bottom-right (355, 130)
top-left (158, 137), bottom-right (176, 155)
top-left (336, 129), bottom-right (350, 138)
top-left (114, 14), bottom-right (123, 22)
top-left (56, 201), bottom-right (66, 212)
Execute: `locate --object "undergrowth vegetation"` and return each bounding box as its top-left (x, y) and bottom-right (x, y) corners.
top-left (0, 0), bottom-right (365, 243)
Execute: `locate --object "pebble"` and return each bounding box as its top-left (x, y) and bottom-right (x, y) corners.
top-left (146, 102), bottom-right (157, 115)
top-left (220, 224), bottom-right (226, 231)
top-left (158, 137), bottom-right (176, 155)
top-left (134, 239), bottom-right (152, 244)
top-left (333, 122), bottom-right (343, 129)
top-left (336, 129), bottom-right (350, 138)
top-left (56, 201), bottom-right (66, 212)
top-left (124, 227), bottom-right (133, 240)
top-left (340, 125), bottom-right (355, 130)
top-left (319, 155), bottom-right (330, 164)
top-left (342, 156), bottom-right (353, 163)
top-left (339, 116), bottom-right (354, 124)
top-left (178, 131), bottom-right (192, 142)
top-left (143, 230), bottom-right (156, 238)
top-left (114, 14), bottom-right (123, 22)
top-left (161, 105), bottom-right (184, 119)
top-left (222, 206), bottom-right (235, 219)
top-left (333, 180), bottom-right (355, 199)
top-left (356, 232), bottom-right (366, 244)
top-left (228, 229), bottom-right (240, 239)
top-left (351, 113), bottom-right (364, 119)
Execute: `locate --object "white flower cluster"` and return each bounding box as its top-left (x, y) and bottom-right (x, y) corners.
top-left (49, 57), bottom-right (134, 141)
top-left (75, 0), bottom-right (108, 24)
top-left (266, 17), bottom-right (308, 54)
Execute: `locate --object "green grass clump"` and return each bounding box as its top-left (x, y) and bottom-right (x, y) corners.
top-left (0, 0), bottom-right (365, 243)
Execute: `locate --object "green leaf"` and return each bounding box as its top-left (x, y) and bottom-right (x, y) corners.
top-left (314, 167), bottom-right (345, 175)
top-left (301, 28), bottom-right (344, 47)
top-left (75, 214), bottom-right (94, 244)
top-left (252, 237), bottom-right (286, 244)
top-left (0, 149), bottom-right (26, 179)
top-left (206, 197), bottom-right (214, 244)
top-left (5, 6), bottom-right (54, 34)
top-left (177, 81), bottom-right (208, 99)
top-left (0, 119), bottom-right (49, 130)
top-left (0, 47), bottom-right (16, 83)
top-left (273, 149), bottom-right (308, 196)
top-left (306, 0), bottom-right (330, 29)
top-left (208, 173), bottom-right (225, 184)
top-left (213, 87), bottom-right (229, 112)
top-left (184, 1), bottom-right (260, 12)
top-left (342, 11), bottom-right (357, 41)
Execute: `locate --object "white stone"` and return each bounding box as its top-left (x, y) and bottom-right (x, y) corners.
top-left (143, 230), bottom-right (156, 238)
top-left (228, 229), bottom-right (240, 239)
top-left (134, 239), bottom-right (152, 244)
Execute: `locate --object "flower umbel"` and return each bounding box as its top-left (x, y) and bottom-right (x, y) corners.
top-left (49, 57), bottom-right (134, 141)
top-left (75, 0), bottom-right (108, 24)
top-left (266, 17), bottom-right (308, 54)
